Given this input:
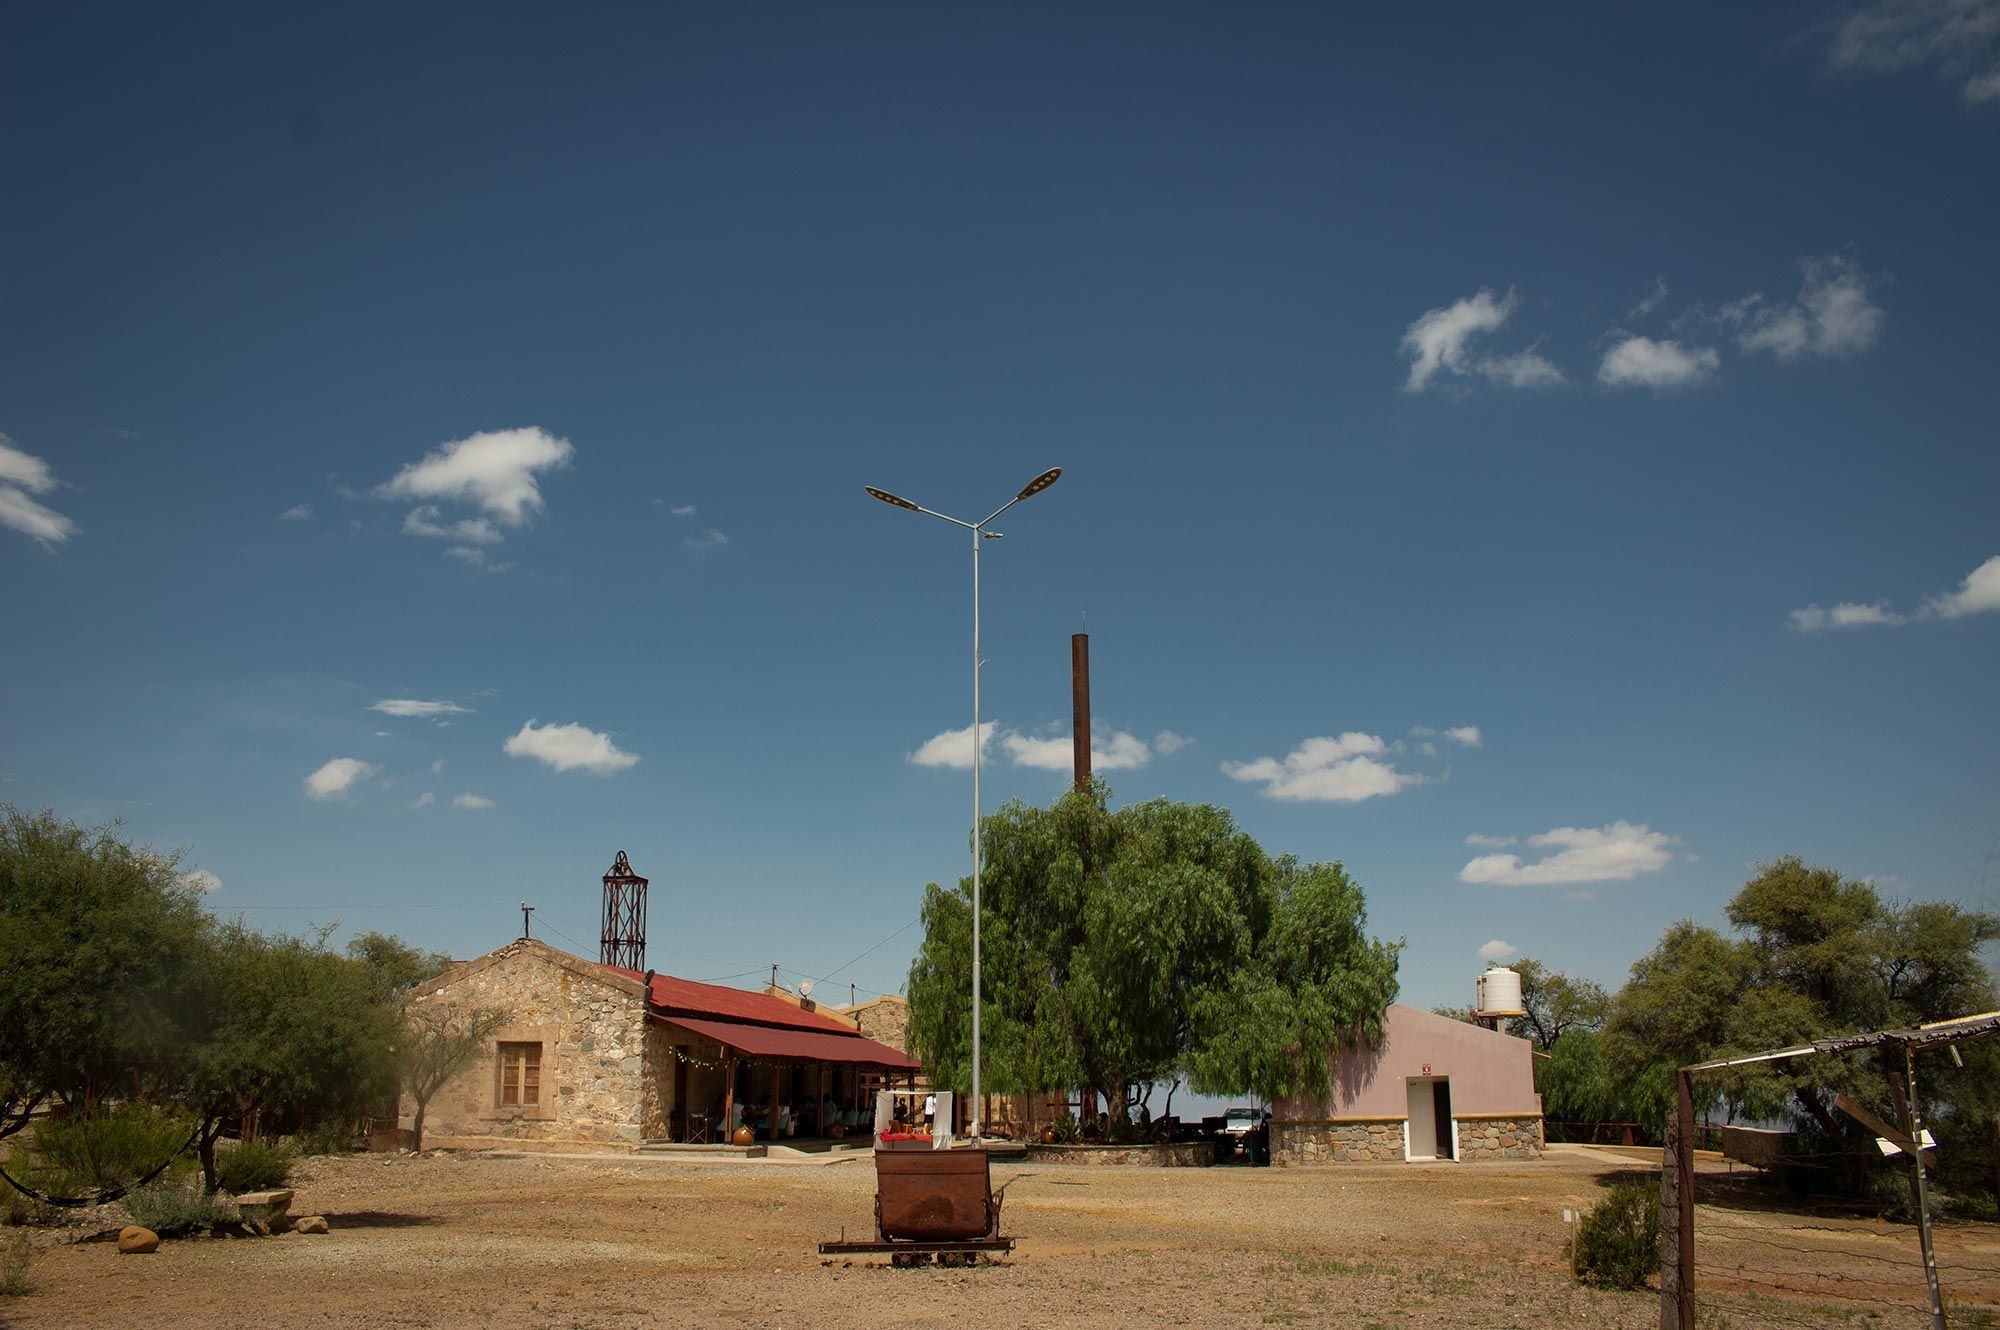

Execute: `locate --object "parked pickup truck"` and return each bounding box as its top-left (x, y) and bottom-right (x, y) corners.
top-left (1215, 1107), bottom-right (1270, 1165)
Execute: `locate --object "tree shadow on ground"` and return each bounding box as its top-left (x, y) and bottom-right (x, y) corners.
top-left (324, 1210), bottom-right (438, 1229)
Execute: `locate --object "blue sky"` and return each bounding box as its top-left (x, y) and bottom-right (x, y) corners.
top-left (4, 2), bottom-right (1997, 1018)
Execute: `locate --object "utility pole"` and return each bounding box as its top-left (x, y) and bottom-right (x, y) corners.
top-left (520, 902), bottom-right (535, 939)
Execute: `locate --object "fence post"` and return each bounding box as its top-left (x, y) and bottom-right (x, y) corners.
top-left (1659, 1068), bottom-right (1695, 1330)
top-left (1901, 1046), bottom-right (1946, 1330)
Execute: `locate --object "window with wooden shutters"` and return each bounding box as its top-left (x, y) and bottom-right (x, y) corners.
top-left (498, 1042), bottom-right (542, 1107)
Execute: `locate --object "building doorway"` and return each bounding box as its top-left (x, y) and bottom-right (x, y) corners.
top-left (1405, 1076), bottom-right (1456, 1161)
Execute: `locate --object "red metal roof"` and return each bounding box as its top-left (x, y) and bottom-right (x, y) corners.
top-left (650, 1013), bottom-right (919, 1069)
top-left (602, 965), bottom-right (877, 1035)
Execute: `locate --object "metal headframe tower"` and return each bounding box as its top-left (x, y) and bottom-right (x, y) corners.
top-left (599, 851), bottom-right (648, 970)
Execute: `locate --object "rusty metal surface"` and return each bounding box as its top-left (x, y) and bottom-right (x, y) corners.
top-left (1071, 632), bottom-right (1090, 791)
top-left (875, 1147), bottom-right (996, 1243)
top-left (600, 850), bottom-right (649, 970)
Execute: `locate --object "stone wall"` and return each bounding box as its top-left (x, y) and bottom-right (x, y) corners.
top-left (1453, 1116), bottom-right (1543, 1161)
top-left (401, 940), bottom-right (652, 1151)
top-left (1272, 1115), bottom-right (1545, 1165)
top-left (841, 997), bottom-right (911, 1052)
top-left (1272, 1118), bottom-right (1407, 1165)
top-left (1024, 1142), bottom-right (1215, 1167)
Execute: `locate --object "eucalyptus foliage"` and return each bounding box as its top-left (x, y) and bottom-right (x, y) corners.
top-left (906, 784), bottom-right (1399, 1119)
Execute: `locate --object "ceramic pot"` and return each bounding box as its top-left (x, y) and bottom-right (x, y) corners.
top-left (731, 1125), bottom-right (755, 1147)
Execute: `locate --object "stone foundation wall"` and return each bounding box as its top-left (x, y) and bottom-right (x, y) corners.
top-left (1273, 1116), bottom-right (1545, 1164)
top-left (402, 940), bottom-right (651, 1151)
top-left (1454, 1116), bottom-right (1542, 1161)
top-left (1272, 1119), bottom-right (1406, 1165)
top-left (1025, 1142), bottom-right (1215, 1167)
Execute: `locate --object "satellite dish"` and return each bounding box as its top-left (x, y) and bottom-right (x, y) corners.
top-left (798, 979), bottom-right (815, 998)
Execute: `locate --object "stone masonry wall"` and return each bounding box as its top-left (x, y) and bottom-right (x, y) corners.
top-left (1273, 1116), bottom-right (1545, 1165)
top-left (1272, 1119), bottom-right (1407, 1165)
top-left (402, 941), bottom-right (651, 1151)
top-left (1454, 1116), bottom-right (1543, 1161)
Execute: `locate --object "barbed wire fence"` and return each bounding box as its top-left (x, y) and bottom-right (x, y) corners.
top-left (1659, 1012), bottom-right (2000, 1330)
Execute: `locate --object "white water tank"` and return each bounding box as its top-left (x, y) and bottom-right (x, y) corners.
top-left (1475, 966), bottom-right (1526, 1018)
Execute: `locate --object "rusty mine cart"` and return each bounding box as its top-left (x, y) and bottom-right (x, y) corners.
top-left (818, 1090), bottom-right (1015, 1267)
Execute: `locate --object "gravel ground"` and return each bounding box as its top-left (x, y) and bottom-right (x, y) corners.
top-left (4, 1146), bottom-right (1994, 1329)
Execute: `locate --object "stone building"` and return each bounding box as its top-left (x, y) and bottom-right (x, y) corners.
top-left (402, 938), bottom-right (917, 1151)
top-left (1270, 1004), bottom-right (1543, 1165)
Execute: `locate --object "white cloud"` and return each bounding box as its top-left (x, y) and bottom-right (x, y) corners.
top-left (1152, 730), bottom-right (1192, 756)
top-left (0, 435), bottom-right (75, 546)
top-left (1597, 335), bottom-right (1720, 390)
top-left (304, 757), bottom-right (378, 801)
top-left (1221, 732), bottom-right (1422, 803)
top-left (1399, 289), bottom-right (1567, 392)
top-left (414, 792), bottom-right (435, 809)
top-left (908, 721), bottom-right (998, 770)
top-left (402, 505), bottom-right (505, 544)
top-left (451, 792), bottom-right (495, 811)
top-left (1789, 554), bottom-right (2000, 630)
top-left (1444, 725), bottom-right (1482, 748)
top-left (1923, 553), bottom-right (2000, 618)
top-left (182, 870), bottom-right (222, 894)
top-left (279, 504), bottom-right (314, 521)
top-left (431, 758), bottom-right (444, 775)
top-left (443, 545), bottom-right (514, 572)
top-left (504, 719), bottom-right (640, 774)
top-left (1735, 255), bottom-right (1884, 360)
top-left (370, 698), bottom-right (472, 718)
top-left (1788, 601), bottom-right (1904, 632)
top-left (1629, 276), bottom-right (1670, 319)
top-left (1477, 939), bottom-right (1515, 962)
top-left (1459, 821), bottom-right (1674, 886)
top-left (377, 427), bottom-right (573, 526)
top-left (1465, 833), bottom-right (1517, 848)
top-left (670, 504), bottom-right (697, 517)
top-left (1002, 726), bottom-right (1153, 772)
top-left (685, 528), bottom-right (729, 552)
top-left (1826, 0), bottom-right (2000, 105)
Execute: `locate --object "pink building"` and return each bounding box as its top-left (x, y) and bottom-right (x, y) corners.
top-left (1270, 1004), bottom-right (1543, 1165)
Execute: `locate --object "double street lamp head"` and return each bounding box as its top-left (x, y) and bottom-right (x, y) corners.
top-left (863, 468), bottom-right (1062, 522)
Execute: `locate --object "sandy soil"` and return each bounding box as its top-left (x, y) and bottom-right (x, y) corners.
top-left (5, 1146), bottom-right (1995, 1329)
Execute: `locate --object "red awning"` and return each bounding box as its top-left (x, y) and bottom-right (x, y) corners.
top-left (651, 1013), bottom-right (919, 1070)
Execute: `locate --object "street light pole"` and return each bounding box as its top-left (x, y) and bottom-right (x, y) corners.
top-left (866, 467), bottom-right (1062, 1142)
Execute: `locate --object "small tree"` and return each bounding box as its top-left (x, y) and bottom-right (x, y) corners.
top-left (401, 1004), bottom-right (507, 1152)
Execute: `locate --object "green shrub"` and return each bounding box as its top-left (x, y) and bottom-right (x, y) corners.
top-left (293, 1120), bottom-right (360, 1158)
top-left (215, 1139), bottom-right (293, 1193)
top-left (121, 1179), bottom-right (232, 1236)
top-left (28, 1102), bottom-right (195, 1194)
top-left (0, 1230), bottom-right (29, 1296)
top-left (1573, 1178), bottom-right (1660, 1290)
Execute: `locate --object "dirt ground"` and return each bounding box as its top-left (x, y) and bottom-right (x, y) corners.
top-left (6, 1145), bottom-right (1996, 1329)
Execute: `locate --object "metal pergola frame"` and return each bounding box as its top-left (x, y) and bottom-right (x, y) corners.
top-left (1660, 1010), bottom-right (2000, 1330)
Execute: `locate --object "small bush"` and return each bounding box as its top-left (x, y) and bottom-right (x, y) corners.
top-left (293, 1120), bottom-right (359, 1158)
top-left (28, 1102), bottom-right (195, 1195)
top-left (0, 1229), bottom-right (30, 1296)
top-left (1573, 1178), bottom-right (1660, 1290)
top-left (121, 1179), bottom-right (232, 1236)
top-left (215, 1139), bottom-right (293, 1193)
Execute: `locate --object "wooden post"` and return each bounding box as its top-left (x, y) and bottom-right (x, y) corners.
top-left (1901, 1046), bottom-right (1947, 1330)
top-left (723, 1056), bottom-right (736, 1138)
top-left (1659, 1068), bottom-right (1696, 1330)
top-left (770, 1065), bottom-right (781, 1143)
top-left (817, 1063), bottom-right (827, 1138)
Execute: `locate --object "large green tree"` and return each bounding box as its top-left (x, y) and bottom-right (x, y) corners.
top-left (0, 806), bottom-right (213, 1137)
top-left (1602, 856), bottom-right (1998, 1175)
top-left (906, 784), bottom-right (1399, 1123)
top-left (1504, 957), bottom-right (1610, 1052)
top-left (181, 924), bottom-right (404, 1188)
